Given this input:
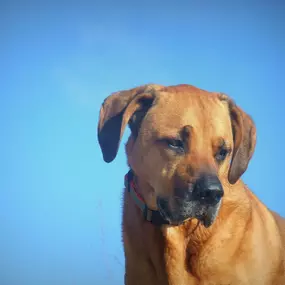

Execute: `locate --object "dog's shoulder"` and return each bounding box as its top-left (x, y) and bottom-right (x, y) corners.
top-left (271, 210), bottom-right (285, 241)
top-left (270, 210), bottom-right (285, 281)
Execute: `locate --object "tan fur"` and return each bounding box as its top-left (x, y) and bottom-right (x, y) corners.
top-left (98, 84), bottom-right (285, 285)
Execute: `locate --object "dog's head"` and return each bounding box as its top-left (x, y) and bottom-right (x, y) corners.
top-left (98, 84), bottom-right (256, 227)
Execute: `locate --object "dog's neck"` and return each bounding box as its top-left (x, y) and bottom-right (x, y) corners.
top-left (123, 173), bottom-right (217, 278)
top-left (123, 173), bottom-right (252, 280)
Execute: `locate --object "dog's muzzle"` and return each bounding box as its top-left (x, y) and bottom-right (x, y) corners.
top-left (157, 174), bottom-right (224, 227)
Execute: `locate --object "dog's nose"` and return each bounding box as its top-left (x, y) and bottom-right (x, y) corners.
top-left (192, 174), bottom-right (224, 205)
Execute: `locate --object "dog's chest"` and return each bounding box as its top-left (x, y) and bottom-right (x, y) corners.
top-left (124, 226), bottom-right (273, 285)
top-left (162, 227), bottom-right (269, 285)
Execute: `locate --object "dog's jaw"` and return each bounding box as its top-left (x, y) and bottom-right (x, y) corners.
top-left (157, 196), bottom-right (222, 228)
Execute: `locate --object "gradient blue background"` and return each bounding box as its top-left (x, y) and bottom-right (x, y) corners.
top-left (1, 1), bottom-right (285, 284)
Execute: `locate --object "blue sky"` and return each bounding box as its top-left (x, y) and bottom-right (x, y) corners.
top-left (1, 1), bottom-right (285, 284)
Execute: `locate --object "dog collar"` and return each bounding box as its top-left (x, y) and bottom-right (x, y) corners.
top-left (124, 170), bottom-right (170, 226)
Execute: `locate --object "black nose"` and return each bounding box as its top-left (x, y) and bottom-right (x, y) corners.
top-left (192, 174), bottom-right (224, 205)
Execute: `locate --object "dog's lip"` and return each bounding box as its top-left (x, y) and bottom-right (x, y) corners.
top-left (157, 198), bottom-right (197, 225)
top-left (195, 201), bottom-right (222, 228)
top-left (157, 196), bottom-right (221, 227)
top-left (196, 212), bottom-right (211, 228)
top-left (157, 198), bottom-right (187, 225)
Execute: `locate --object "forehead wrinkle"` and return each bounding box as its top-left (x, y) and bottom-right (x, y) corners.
top-left (143, 91), bottom-right (231, 141)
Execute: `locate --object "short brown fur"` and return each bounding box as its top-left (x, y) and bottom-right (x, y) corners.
top-left (98, 84), bottom-right (285, 285)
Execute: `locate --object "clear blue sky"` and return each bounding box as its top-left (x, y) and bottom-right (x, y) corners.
top-left (1, 1), bottom-right (285, 284)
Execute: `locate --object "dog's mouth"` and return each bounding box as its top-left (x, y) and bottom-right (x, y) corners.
top-left (157, 197), bottom-right (221, 228)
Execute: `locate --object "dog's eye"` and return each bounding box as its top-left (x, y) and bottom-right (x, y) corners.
top-left (166, 139), bottom-right (184, 153)
top-left (215, 148), bottom-right (229, 162)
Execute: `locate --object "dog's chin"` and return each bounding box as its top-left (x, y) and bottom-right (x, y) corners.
top-left (157, 198), bottom-right (221, 228)
top-left (193, 202), bottom-right (221, 228)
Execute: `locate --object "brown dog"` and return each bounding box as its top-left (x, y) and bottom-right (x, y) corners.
top-left (98, 84), bottom-right (285, 285)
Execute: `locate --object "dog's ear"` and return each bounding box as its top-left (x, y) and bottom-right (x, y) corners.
top-left (98, 84), bottom-right (162, 163)
top-left (220, 93), bottom-right (257, 184)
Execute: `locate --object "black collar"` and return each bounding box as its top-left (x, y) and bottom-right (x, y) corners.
top-left (124, 170), bottom-right (170, 226)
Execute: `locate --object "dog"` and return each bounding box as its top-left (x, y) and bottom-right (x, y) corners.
top-left (98, 84), bottom-right (285, 285)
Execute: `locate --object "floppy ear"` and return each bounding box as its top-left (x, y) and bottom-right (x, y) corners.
top-left (98, 84), bottom-right (162, 163)
top-left (220, 94), bottom-right (257, 184)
